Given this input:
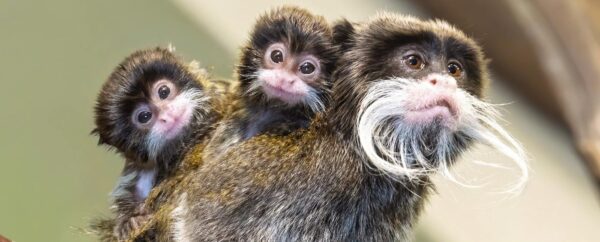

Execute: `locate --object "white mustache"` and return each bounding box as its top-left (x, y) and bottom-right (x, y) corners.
top-left (356, 78), bottom-right (528, 193)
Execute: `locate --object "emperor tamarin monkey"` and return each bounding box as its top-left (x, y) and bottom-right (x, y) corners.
top-left (134, 13), bottom-right (528, 241)
top-left (236, 6), bottom-right (337, 136)
top-left (204, 6), bottom-right (339, 160)
top-left (91, 47), bottom-right (220, 240)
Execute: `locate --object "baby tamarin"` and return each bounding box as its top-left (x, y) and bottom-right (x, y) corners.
top-left (93, 6), bottom-right (338, 241)
top-left (133, 13), bottom-right (528, 241)
top-left (205, 6), bottom-right (338, 158)
top-left (91, 47), bottom-right (219, 240)
top-left (110, 6), bottom-right (339, 240)
top-left (238, 6), bottom-right (338, 134)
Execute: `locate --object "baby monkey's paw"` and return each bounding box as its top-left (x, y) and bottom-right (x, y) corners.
top-left (115, 210), bottom-right (152, 241)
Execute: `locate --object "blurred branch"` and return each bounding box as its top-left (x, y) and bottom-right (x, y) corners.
top-left (0, 234), bottom-right (11, 242)
top-left (526, 0), bottom-right (600, 189)
top-left (415, 0), bottom-right (600, 190)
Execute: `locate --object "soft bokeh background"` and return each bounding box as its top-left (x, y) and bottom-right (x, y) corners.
top-left (0, 1), bottom-right (598, 241)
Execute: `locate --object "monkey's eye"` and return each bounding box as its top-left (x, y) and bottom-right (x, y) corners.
top-left (270, 50), bottom-right (284, 63)
top-left (404, 55), bottom-right (424, 70)
top-left (158, 85), bottom-right (170, 99)
top-left (447, 62), bottom-right (463, 78)
top-left (299, 62), bottom-right (316, 74)
top-left (137, 111), bottom-right (153, 124)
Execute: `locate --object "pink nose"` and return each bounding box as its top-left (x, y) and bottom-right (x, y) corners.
top-left (158, 108), bottom-right (179, 124)
top-left (278, 78), bottom-right (296, 87)
top-left (159, 114), bottom-right (174, 123)
top-left (426, 75), bottom-right (457, 90)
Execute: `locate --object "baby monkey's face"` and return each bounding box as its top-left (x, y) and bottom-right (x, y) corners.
top-left (132, 79), bottom-right (197, 148)
top-left (256, 42), bottom-right (322, 106)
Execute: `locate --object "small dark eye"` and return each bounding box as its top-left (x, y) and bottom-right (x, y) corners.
top-left (137, 111), bottom-right (152, 124)
top-left (405, 55), bottom-right (424, 69)
top-left (158, 85), bottom-right (170, 99)
top-left (448, 63), bottom-right (463, 77)
top-left (270, 50), bottom-right (284, 63)
top-left (299, 62), bottom-right (316, 74)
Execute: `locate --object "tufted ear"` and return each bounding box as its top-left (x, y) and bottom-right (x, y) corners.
top-left (332, 18), bottom-right (357, 53)
top-left (90, 128), bottom-right (108, 145)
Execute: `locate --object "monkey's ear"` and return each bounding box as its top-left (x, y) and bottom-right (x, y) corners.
top-left (90, 128), bottom-right (108, 145)
top-left (332, 18), bottom-right (356, 52)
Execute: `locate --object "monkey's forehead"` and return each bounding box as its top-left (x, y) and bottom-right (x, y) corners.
top-left (357, 13), bottom-right (482, 53)
top-left (105, 62), bottom-right (202, 99)
top-left (249, 8), bottom-right (333, 52)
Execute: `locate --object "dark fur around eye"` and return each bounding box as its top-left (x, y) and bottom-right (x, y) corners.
top-left (137, 111), bottom-right (152, 123)
top-left (447, 63), bottom-right (462, 77)
top-left (158, 85), bottom-right (170, 99)
top-left (270, 50), bottom-right (284, 63)
top-left (299, 62), bottom-right (315, 74)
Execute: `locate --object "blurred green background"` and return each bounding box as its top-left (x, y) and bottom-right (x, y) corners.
top-left (1, 1), bottom-right (598, 242)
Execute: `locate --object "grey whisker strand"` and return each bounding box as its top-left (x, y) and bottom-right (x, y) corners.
top-left (245, 81), bottom-right (263, 96)
top-left (235, 63), bottom-right (259, 69)
top-left (239, 73), bottom-right (261, 78)
top-left (410, 139), bottom-right (426, 169)
top-left (304, 88), bottom-right (325, 113)
top-left (460, 90), bottom-right (529, 193)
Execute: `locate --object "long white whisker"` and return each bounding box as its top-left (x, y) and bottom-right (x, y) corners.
top-left (355, 78), bottom-right (528, 193)
top-left (304, 87), bottom-right (325, 113)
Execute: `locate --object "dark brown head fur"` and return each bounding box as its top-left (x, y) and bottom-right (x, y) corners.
top-left (93, 47), bottom-right (213, 169)
top-left (237, 6), bottom-right (339, 114)
top-left (330, 14), bottom-right (489, 136)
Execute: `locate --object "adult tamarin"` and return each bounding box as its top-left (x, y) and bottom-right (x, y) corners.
top-left (133, 13), bottom-right (528, 241)
top-left (91, 47), bottom-right (222, 240)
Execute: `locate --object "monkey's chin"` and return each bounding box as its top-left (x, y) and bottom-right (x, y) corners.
top-left (404, 106), bottom-right (456, 129)
top-left (357, 78), bottom-right (528, 192)
top-left (162, 122), bottom-right (186, 140)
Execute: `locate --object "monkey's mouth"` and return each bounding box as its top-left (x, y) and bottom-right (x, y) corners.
top-left (261, 82), bottom-right (305, 104)
top-left (415, 99), bottom-right (457, 114)
top-left (404, 96), bottom-right (459, 125)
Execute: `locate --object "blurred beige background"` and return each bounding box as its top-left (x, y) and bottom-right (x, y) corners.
top-left (0, 1), bottom-right (598, 241)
